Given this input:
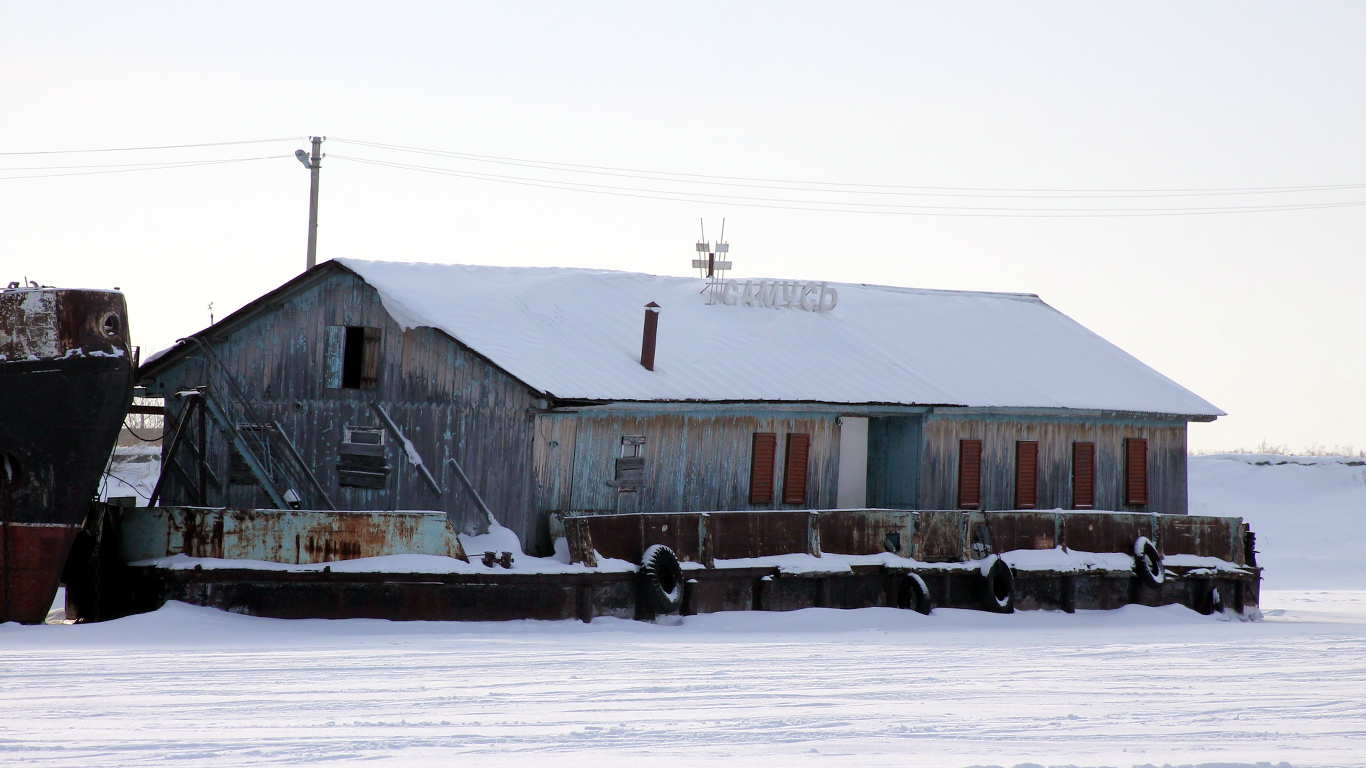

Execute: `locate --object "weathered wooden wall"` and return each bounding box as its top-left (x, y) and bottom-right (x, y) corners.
top-left (141, 270), bottom-right (542, 544)
top-left (532, 410), bottom-right (841, 552)
top-left (916, 411), bottom-right (1188, 515)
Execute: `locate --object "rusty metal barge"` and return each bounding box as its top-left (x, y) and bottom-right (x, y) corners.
top-left (67, 504), bottom-right (1258, 623)
top-left (0, 283), bottom-right (135, 624)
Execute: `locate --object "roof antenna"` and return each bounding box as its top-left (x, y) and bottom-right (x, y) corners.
top-left (692, 219), bottom-right (733, 303)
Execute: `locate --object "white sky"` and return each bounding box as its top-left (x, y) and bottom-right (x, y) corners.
top-left (2, 2), bottom-right (1362, 453)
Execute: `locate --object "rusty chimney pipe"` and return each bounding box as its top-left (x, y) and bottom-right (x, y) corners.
top-left (640, 301), bottom-right (660, 371)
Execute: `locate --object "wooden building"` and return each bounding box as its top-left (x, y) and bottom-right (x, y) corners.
top-left (138, 259), bottom-right (1222, 554)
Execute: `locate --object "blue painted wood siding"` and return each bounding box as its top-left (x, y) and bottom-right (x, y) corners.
top-left (916, 412), bottom-right (1188, 515)
top-left (140, 270), bottom-right (543, 544)
top-left (532, 410), bottom-right (841, 549)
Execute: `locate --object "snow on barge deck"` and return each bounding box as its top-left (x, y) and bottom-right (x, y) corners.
top-left (66, 505), bottom-right (1259, 622)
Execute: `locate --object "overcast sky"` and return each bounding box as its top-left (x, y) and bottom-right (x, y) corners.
top-left (2, 2), bottom-right (1362, 453)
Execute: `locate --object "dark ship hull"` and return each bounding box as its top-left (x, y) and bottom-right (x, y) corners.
top-left (0, 287), bottom-right (134, 623)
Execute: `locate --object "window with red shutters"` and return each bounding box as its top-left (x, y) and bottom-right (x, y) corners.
top-left (1125, 438), bottom-right (1148, 506)
top-left (782, 433), bottom-right (811, 505)
top-left (1072, 441), bottom-right (1095, 509)
top-left (958, 439), bottom-right (982, 509)
top-left (1015, 440), bottom-right (1038, 509)
top-left (749, 433), bottom-right (777, 505)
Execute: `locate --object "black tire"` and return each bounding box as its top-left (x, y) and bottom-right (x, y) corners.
top-left (1133, 537), bottom-right (1164, 588)
top-left (984, 557), bottom-right (1014, 613)
top-left (905, 573), bottom-right (932, 615)
top-left (639, 544), bottom-right (685, 614)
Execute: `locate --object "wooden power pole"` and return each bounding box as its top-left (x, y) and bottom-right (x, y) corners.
top-left (295, 136), bottom-right (323, 270)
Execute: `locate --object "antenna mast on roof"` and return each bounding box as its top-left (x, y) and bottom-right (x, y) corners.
top-left (692, 218), bottom-right (732, 304)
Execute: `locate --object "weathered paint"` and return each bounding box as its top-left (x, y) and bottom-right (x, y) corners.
top-left (917, 411), bottom-right (1188, 515)
top-left (118, 506), bottom-right (468, 564)
top-left (866, 415), bottom-right (922, 508)
top-left (558, 507), bottom-right (1248, 567)
top-left (532, 409), bottom-right (840, 550)
top-left (141, 270), bottom-right (542, 543)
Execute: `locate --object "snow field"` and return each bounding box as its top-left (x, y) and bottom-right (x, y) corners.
top-left (2, 453), bottom-right (1364, 767)
top-left (2, 596), bottom-right (1364, 767)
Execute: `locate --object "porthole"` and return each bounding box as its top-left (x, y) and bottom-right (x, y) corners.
top-left (100, 312), bottom-right (121, 338)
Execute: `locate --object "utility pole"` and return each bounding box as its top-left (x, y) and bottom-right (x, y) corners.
top-left (295, 136), bottom-right (323, 271)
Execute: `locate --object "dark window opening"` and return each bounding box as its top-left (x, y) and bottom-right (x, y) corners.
top-left (749, 433), bottom-right (777, 505)
top-left (1015, 440), bottom-right (1038, 509)
top-left (958, 439), bottom-right (982, 509)
top-left (1125, 438), bottom-right (1148, 506)
top-left (1072, 441), bottom-right (1095, 509)
top-left (782, 433), bottom-right (811, 505)
top-left (341, 327), bottom-right (382, 389)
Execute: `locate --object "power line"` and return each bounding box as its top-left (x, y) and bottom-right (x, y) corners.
top-left (0, 155), bottom-right (290, 181)
top-left (0, 137), bottom-right (304, 156)
top-left (330, 154), bottom-right (1366, 217)
top-left (331, 137), bottom-right (1366, 198)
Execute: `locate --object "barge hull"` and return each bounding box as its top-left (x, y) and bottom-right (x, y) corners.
top-left (94, 563), bottom-right (1258, 622)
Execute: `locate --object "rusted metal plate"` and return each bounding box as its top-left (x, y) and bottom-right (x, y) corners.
top-left (912, 509), bottom-right (966, 562)
top-left (573, 513), bottom-right (641, 563)
top-left (1159, 515), bottom-right (1237, 560)
top-left (984, 512), bottom-right (1059, 552)
top-left (708, 510), bottom-right (814, 560)
top-left (1061, 512), bottom-right (1155, 554)
top-left (118, 506), bottom-right (468, 565)
top-left (817, 509), bottom-right (915, 556)
top-left (0, 523), bottom-right (82, 623)
top-left (642, 513), bottom-right (703, 563)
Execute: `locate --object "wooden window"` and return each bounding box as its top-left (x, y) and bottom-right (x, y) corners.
top-left (1014, 440), bottom-right (1038, 509)
top-left (1125, 438), bottom-right (1148, 506)
top-left (749, 433), bottom-right (777, 504)
top-left (782, 433), bottom-right (812, 505)
top-left (958, 439), bottom-right (982, 509)
top-left (341, 326), bottom-right (382, 389)
top-left (1072, 441), bottom-right (1095, 509)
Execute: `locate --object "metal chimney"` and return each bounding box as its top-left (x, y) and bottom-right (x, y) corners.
top-left (640, 302), bottom-right (660, 371)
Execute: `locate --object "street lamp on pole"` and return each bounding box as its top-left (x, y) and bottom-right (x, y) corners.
top-left (294, 136), bottom-right (323, 271)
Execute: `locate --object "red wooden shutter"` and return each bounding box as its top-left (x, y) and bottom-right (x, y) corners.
top-left (1125, 438), bottom-right (1148, 506)
top-left (1072, 441), bottom-right (1095, 509)
top-left (958, 439), bottom-right (982, 509)
top-left (782, 433), bottom-right (811, 505)
top-left (749, 433), bottom-right (777, 504)
top-left (1015, 440), bottom-right (1038, 509)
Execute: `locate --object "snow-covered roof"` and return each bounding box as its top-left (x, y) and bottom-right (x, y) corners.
top-left (333, 258), bottom-right (1222, 418)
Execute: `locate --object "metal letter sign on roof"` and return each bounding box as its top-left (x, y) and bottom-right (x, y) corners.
top-left (709, 279), bottom-right (838, 312)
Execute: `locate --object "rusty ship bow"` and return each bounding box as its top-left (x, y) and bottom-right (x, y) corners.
top-left (0, 284), bottom-right (134, 623)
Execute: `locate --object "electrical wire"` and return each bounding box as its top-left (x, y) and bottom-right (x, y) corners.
top-left (331, 137), bottom-right (1366, 198)
top-left (0, 155), bottom-right (291, 181)
top-left (330, 154), bottom-right (1366, 218)
top-left (0, 137), bottom-right (305, 156)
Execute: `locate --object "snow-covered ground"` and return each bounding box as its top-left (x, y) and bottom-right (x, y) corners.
top-left (2, 453), bottom-right (1364, 767)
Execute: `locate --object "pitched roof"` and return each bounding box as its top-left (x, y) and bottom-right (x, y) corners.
top-left (333, 259), bottom-right (1221, 418)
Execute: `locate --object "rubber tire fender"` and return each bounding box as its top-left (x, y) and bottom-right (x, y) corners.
top-left (1133, 536), bottom-right (1164, 588)
top-left (639, 544), bottom-right (685, 614)
top-left (904, 573), bottom-right (932, 615)
top-left (983, 556), bottom-right (1015, 613)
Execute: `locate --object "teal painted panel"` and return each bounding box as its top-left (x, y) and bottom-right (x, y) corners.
top-left (866, 415), bottom-right (921, 508)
